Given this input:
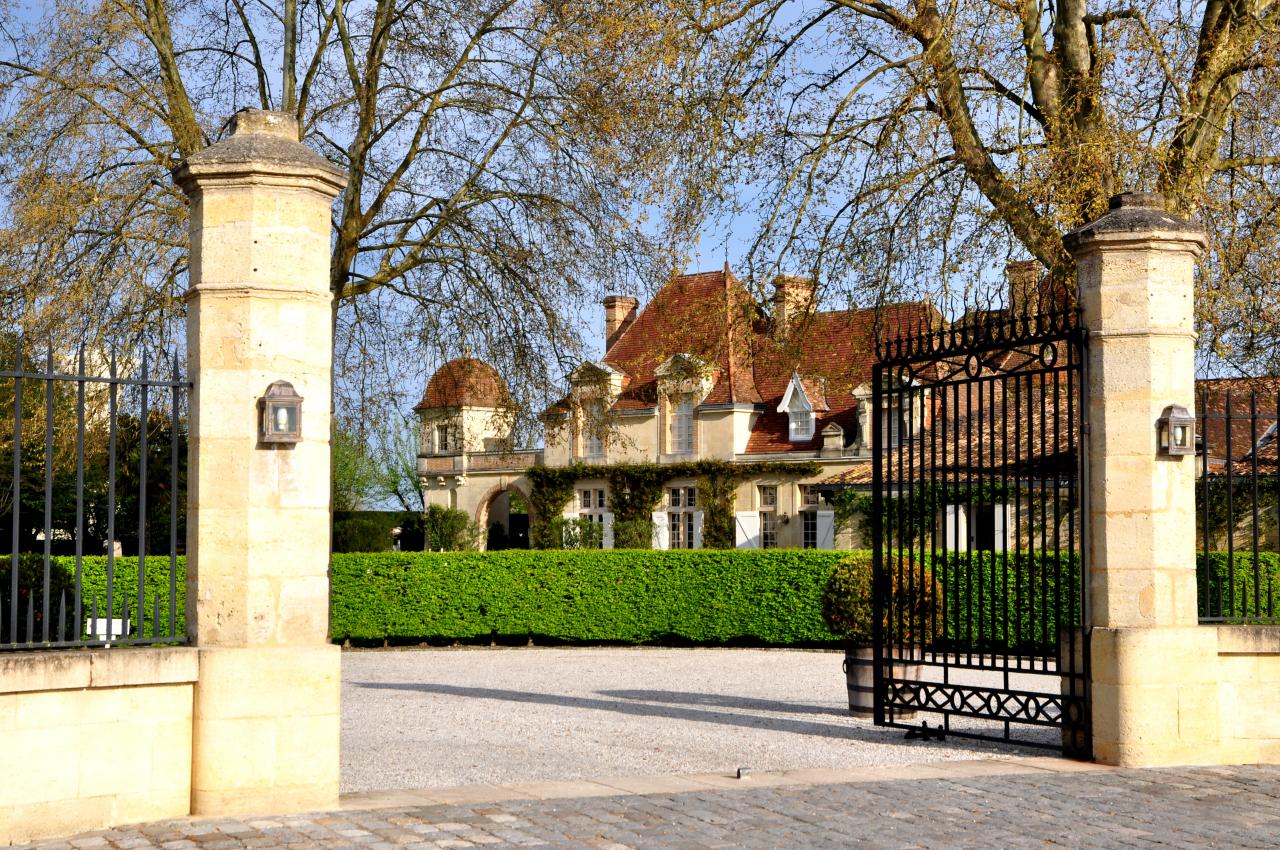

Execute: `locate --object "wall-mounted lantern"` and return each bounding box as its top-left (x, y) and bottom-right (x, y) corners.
top-left (1157, 404), bottom-right (1195, 457)
top-left (259, 380), bottom-right (303, 444)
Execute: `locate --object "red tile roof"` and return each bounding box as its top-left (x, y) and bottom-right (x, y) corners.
top-left (596, 267), bottom-right (937, 455)
top-left (416, 358), bottom-right (512, 410)
top-left (1196, 377), bottom-right (1279, 476)
top-left (818, 374), bottom-right (1280, 487)
top-left (818, 374), bottom-right (1078, 486)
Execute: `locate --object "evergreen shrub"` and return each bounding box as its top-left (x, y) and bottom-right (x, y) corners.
top-left (333, 512), bottom-right (400, 553)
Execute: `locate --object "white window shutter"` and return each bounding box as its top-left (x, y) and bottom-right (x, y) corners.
top-left (735, 512), bottom-right (760, 549)
top-left (602, 512), bottom-right (614, 549)
top-left (651, 510), bottom-right (669, 550)
top-left (942, 505), bottom-right (966, 552)
top-left (692, 511), bottom-right (704, 549)
top-left (993, 504), bottom-right (1011, 552)
top-left (816, 510), bottom-right (835, 549)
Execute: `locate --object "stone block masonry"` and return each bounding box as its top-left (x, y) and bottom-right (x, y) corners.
top-left (0, 649), bottom-right (197, 845)
top-left (173, 109), bottom-right (347, 816)
top-left (1, 108), bottom-right (349, 843)
top-left (1068, 192), bottom-right (1280, 767)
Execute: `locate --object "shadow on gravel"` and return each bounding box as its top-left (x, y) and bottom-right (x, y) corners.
top-left (597, 689), bottom-right (848, 717)
top-left (356, 681), bottom-right (962, 746)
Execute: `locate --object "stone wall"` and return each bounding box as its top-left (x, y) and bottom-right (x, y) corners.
top-left (0, 649), bottom-right (197, 844)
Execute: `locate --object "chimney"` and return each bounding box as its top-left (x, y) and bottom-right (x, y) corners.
top-left (1005, 260), bottom-right (1041, 315)
top-left (603, 295), bottom-right (639, 351)
top-left (772, 275), bottom-right (816, 334)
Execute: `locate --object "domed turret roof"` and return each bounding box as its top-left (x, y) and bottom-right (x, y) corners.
top-left (416, 358), bottom-right (511, 410)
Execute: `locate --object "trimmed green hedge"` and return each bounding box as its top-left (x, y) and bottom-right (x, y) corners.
top-left (1, 554), bottom-right (185, 640)
top-left (14, 548), bottom-right (1272, 648)
top-left (927, 551), bottom-right (1082, 653)
top-left (78, 555), bottom-right (187, 638)
top-left (330, 550), bottom-right (849, 645)
top-left (328, 550), bottom-right (1089, 649)
top-left (1197, 551), bottom-right (1280, 621)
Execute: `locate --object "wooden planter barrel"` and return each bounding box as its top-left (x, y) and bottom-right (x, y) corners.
top-left (843, 647), bottom-right (919, 720)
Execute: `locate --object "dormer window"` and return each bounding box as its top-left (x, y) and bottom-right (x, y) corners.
top-left (778, 373), bottom-right (815, 442)
top-left (881, 380), bottom-right (927, 447)
top-left (789, 403), bottom-right (813, 441)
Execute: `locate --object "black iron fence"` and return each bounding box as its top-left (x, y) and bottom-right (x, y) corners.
top-left (1196, 382), bottom-right (1279, 623)
top-left (1, 337), bottom-right (188, 649)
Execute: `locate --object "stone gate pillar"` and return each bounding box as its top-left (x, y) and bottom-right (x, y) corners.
top-left (1065, 192), bottom-right (1219, 766)
top-left (173, 109), bottom-right (347, 814)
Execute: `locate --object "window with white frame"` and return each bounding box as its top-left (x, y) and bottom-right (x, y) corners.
top-left (759, 485), bottom-right (778, 549)
top-left (801, 485), bottom-right (820, 548)
top-left (578, 488), bottom-right (607, 549)
top-left (582, 400), bottom-right (605, 459)
top-left (881, 392), bottom-right (922, 447)
top-left (788, 402), bottom-right (813, 441)
top-left (670, 394), bottom-right (695, 454)
top-left (780, 374), bottom-right (815, 441)
top-left (760, 512), bottom-right (777, 549)
top-left (667, 485), bottom-right (698, 549)
top-left (802, 511), bottom-right (818, 548)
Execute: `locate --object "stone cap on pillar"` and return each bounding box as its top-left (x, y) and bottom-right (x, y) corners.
top-left (171, 108), bottom-right (347, 198)
top-left (1063, 192), bottom-right (1206, 257)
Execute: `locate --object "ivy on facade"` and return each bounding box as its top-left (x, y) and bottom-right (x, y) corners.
top-left (525, 460), bottom-right (822, 549)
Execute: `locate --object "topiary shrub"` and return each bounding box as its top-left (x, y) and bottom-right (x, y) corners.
top-left (822, 551), bottom-right (937, 646)
top-left (821, 552), bottom-right (874, 644)
top-left (612, 518), bottom-right (653, 550)
top-left (543, 516), bottom-right (603, 550)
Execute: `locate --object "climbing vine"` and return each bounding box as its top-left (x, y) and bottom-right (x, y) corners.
top-left (525, 460), bottom-right (821, 549)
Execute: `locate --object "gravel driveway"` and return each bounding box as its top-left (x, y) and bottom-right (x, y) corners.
top-left (340, 647), bottom-right (1045, 793)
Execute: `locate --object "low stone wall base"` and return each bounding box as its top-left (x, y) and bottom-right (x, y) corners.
top-left (1091, 625), bottom-right (1280, 767)
top-left (0, 648), bottom-right (198, 845)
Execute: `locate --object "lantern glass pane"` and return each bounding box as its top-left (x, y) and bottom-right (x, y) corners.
top-left (272, 403), bottom-right (298, 434)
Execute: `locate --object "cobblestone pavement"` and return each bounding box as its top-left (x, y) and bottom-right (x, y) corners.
top-left (19, 762), bottom-right (1280, 850)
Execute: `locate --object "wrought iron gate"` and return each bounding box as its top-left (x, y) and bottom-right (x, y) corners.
top-left (871, 309), bottom-right (1090, 756)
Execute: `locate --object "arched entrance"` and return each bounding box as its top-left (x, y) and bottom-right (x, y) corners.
top-left (476, 481), bottom-right (532, 550)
